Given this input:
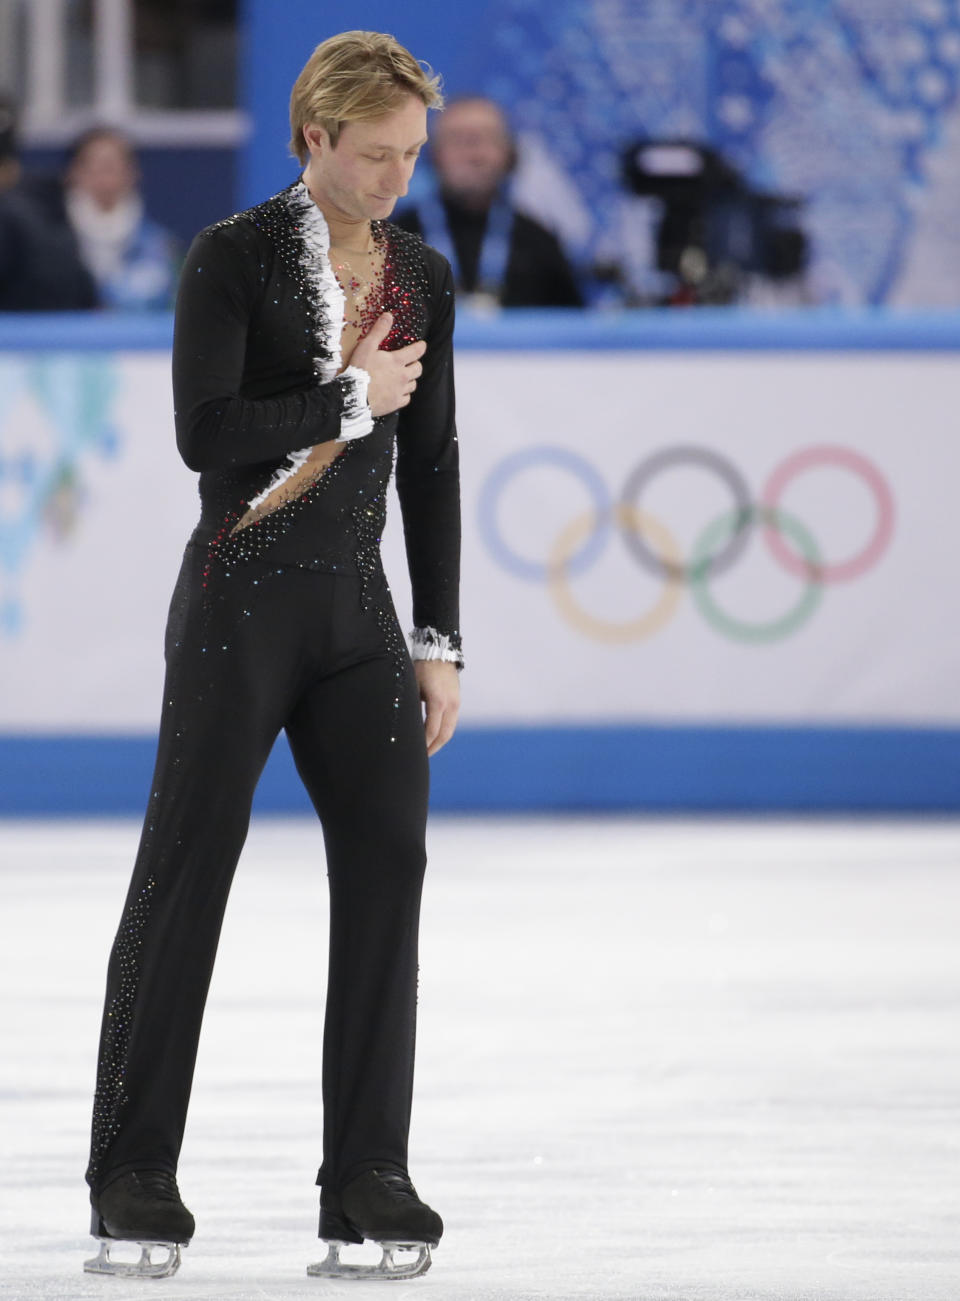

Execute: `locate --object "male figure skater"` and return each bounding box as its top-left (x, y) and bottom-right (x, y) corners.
top-left (84, 30), bottom-right (460, 1282)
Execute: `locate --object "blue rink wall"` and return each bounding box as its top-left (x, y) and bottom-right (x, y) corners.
top-left (1, 310), bottom-right (959, 816)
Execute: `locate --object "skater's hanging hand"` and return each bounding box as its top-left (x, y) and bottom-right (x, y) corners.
top-left (352, 313), bottom-right (427, 417)
top-left (414, 661), bottom-right (460, 757)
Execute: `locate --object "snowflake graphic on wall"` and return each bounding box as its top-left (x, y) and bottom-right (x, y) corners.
top-left (0, 356), bottom-right (119, 636)
top-left (478, 0), bottom-right (960, 303)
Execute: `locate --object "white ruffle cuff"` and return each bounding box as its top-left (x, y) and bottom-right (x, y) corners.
top-left (410, 626), bottom-right (464, 668)
top-left (338, 365), bottom-right (374, 441)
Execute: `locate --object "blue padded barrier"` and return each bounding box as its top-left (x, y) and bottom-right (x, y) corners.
top-left (1, 727), bottom-right (958, 816)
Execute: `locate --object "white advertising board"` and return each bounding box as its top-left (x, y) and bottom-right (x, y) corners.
top-left (1, 350), bottom-right (956, 730)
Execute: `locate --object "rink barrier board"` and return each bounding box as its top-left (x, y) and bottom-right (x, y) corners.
top-left (3, 310), bottom-right (958, 814)
top-left (1, 308), bottom-right (960, 352)
top-left (1, 727), bottom-right (958, 816)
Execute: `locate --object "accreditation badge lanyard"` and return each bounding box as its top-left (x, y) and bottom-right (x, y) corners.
top-left (417, 189), bottom-right (515, 307)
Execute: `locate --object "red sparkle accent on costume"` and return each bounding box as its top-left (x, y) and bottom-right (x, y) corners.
top-left (332, 226), bottom-right (430, 352)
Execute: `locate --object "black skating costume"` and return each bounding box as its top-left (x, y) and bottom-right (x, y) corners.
top-left (85, 179), bottom-right (462, 1220)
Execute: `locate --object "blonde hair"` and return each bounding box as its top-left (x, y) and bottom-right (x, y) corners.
top-left (289, 31), bottom-right (443, 164)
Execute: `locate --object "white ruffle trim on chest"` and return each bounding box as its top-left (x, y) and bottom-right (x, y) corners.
top-left (245, 183), bottom-right (374, 514)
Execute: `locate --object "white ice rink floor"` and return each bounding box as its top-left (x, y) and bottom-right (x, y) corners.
top-left (0, 815), bottom-right (958, 1301)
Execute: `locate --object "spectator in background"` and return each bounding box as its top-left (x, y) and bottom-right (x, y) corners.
top-left (395, 96), bottom-right (583, 308)
top-left (0, 94), bottom-right (98, 311)
top-left (65, 127), bottom-right (180, 311)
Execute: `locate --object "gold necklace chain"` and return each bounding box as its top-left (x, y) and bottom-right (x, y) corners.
top-left (331, 230), bottom-right (382, 297)
top-left (332, 255), bottom-right (374, 290)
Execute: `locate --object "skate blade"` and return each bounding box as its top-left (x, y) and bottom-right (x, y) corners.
top-left (83, 1237), bottom-right (183, 1278)
top-left (307, 1239), bottom-right (432, 1280)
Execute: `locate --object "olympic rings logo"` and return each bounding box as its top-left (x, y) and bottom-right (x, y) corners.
top-left (477, 444), bottom-right (895, 643)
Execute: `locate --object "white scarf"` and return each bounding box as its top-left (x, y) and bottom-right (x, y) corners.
top-left (66, 190), bottom-right (144, 283)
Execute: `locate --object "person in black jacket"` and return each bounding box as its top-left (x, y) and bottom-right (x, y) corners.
top-left (395, 95), bottom-right (583, 307)
top-left (0, 94), bottom-right (97, 311)
top-left (83, 32), bottom-right (458, 1283)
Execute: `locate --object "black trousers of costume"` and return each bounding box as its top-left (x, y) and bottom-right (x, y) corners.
top-left (86, 539), bottom-right (430, 1197)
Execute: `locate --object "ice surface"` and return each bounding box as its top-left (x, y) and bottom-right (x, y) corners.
top-left (1, 816), bottom-right (958, 1300)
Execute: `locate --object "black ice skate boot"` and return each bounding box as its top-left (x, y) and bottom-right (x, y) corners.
top-left (84, 1170), bottom-right (194, 1278)
top-left (307, 1169), bottom-right (443, 1280)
